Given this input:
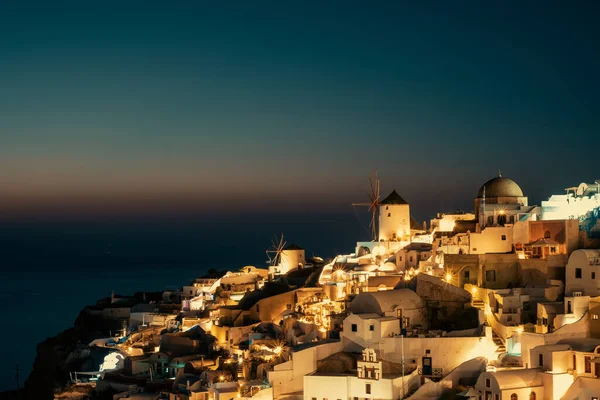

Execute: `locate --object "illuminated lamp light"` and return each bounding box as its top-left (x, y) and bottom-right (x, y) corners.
top-left (445, 273), bottom-right (452, 282)
top-left (219, 375), bottom-right (225, 381)
top-left (273, 346), bottom-right (282, 355)
top-left (516, 326), bottom-right (524, 334)
top-left (498, 209), bottom-right (505, 215)
top-left (471, 287), bottom-right (478, 295)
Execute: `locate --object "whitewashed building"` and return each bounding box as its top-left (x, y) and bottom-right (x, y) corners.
top-left (565, 249), bottom-right (600, 296)
top-left (303, 348), bottom-right (417, 400)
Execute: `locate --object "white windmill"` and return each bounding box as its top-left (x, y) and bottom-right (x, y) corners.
top-left (353, 171), bottom-right (381, 241)
top-left (266, 234), bottom-right (286, 268)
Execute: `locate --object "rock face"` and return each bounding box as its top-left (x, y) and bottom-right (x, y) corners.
top-left (23, 307), bottom-right (125, 399)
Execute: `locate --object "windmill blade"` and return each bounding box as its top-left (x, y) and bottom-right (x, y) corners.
top-left (369, 211), bottom-right (377, 240)
top-left (352, 170), bottom-right (382, 241)
top-left (272, 233), bottom-right (285, 266)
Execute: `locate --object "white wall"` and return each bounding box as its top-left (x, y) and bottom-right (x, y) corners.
top-left (345, 333), bottom-right (498, 376)
top-left (343, 314), bottom-right (401, 347)
top-left (269, 341), bottom-right (343, 399)
top-left (303, 374), bottom-right (348, 400)
top-left (303, 373), bottom-right (416, 400)
top-left (520, 314), bottom-right (589, 369)
top-left (379, 204), bottom-right (411, 241)
top-left (279, 249), bottom-right (305, 274)
top-left (565, 250), bottom-right (600, 296)
top-left (469, 226), bottom-right (513, 254)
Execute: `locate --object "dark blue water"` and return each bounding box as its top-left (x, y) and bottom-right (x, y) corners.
top-left (0, 211), bottom-right (365, 391)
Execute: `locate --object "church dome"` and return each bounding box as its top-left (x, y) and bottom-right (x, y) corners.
top-left (477, 176), bottom-right (523, 198)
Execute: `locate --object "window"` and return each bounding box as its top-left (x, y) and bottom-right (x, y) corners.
top-left (511, 395), bottom-right (518, 400)
top-left (573, 354), bottom-right (577, 368)
top-left (544, 230), bottom-right (551, 239)
top-left (485, 378), bottom-right (490, 388)
top-left (256, 304), bottom-right (260, 312)
top-left (593, 272), bottom-right (596, 280)
top-left (594, 314), bottom-right (599, 320)
top-left (351, 324), bottom-right (357, 332)
top-left (498, 214), bottom-right (507, 226)
top-left (366, 383), bottom-right (371, 394)
top-left (486, 270), bottom-right (496, 282)
top-left (538, 354), bottom-right (543, 368)
top-left (529, 392), bottom-right (536, 400)
top-left (410, 256), bottom-right (413, 262)
top-left (369, 324), bottom-right (374, 331)
top-left (464, 270), bottom-right (470, 280)
top-left (312, 397), bottom-right (316, 400)
top-left (287, 304), bottom-right (292, 310)
top-left (585, 356), bottom-right (592, 373)
top-left (576, 268), bottom-right (582, 279)
top-left (495, 395), bottom-right (500, 400)
top-left (501, 235), bottom-right (507, 241)
top-left (399, 256), bottom-right (403, 261)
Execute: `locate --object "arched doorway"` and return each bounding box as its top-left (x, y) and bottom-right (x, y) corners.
top-left (498, 214), bottom-right (507, 226)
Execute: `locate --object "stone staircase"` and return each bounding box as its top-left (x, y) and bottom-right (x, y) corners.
top-left (471, 298), bottom-right (506, 355)
top-left (237, 362), bottom-right (244, 379)
top-left (492, 330), bottom-right (506, 354)
top-left (471, 298), bottom-right (485, 310)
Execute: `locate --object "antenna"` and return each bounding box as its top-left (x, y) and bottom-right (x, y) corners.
top-left (352, 171), bottom-right (381, 241)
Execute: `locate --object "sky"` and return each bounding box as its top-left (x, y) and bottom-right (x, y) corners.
top-left (1, 1), bottom-right (599, 222)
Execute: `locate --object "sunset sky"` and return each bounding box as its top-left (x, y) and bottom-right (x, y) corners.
top-left (1, 1), bottom-right (599, 220)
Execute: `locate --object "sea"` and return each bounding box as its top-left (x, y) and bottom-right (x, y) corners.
top-left (0, 211), bottom-right (365, 391)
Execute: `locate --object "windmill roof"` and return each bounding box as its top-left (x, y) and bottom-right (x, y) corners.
top-left (283, 243), bottom-right (304, 251)
top-left (380, 190), bottom-right (408, 205)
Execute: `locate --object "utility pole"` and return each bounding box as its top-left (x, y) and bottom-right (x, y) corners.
top-left (401, 334), bottom-right (405, 399)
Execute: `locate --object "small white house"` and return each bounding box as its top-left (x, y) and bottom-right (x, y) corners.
top-left (303, 348), bottom-right (416, 400)
top-left (475, 369), bottom-right (544, 400)
top-left (565, 249), bottom-right (600, 296)
top-left (343, 313), bottom-right (400, 347)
